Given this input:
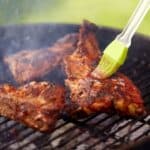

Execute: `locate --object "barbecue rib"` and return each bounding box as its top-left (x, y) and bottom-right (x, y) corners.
top-left (0, 81), bottom-right (65, 132)
top-left (4, 33), bottom-right (78, 84)
top-left (0, 21), bottom-right (146, 133)
top-left (64, 20), bottom-right (145, 117)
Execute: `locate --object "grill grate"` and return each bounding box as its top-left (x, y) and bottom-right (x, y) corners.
top-left (0, 56), bottom-right (149, 150)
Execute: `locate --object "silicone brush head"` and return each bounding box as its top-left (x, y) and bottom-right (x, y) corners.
top-left (92, 40), bottom-right (128, 79)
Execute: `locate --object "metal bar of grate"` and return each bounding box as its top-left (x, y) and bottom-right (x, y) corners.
top-left (0, 117), bottom-right (9, 125)
top-left (134, 129), bottom-right (150, 141)
top-left (54, 114), bottom-right (119, 148)
top-left (3, 120), bottom-right (66, 149)
top-left (2, 128), bottom-right (35, 150)
top-left (13, 120), bottom-right (68, 149)
top-left (102, 119), bottom-right (150, 150)
top-left (87, 112), bottom-right (150, 150)
top-left (86, 119), bottom-right (134, 150)
top-left (69, 116), bottom-right (123, 150)
top-left (9, 131), bottom-right (43, 150)
top-left (0, 121), bottom-right (18, 133)
top-left (0, 125), bottom-right (27, 149)
top-left (37, 114), bottom-right (102, 149)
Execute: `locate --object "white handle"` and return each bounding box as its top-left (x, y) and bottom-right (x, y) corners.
top-left (116, 0), bottom-right (150, 47)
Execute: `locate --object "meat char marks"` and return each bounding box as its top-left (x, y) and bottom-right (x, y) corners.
top-left (0, 21), bottom-right (146, 133)
top-left (4, 33), bottom-right (78, 84)
top-left (64, 20), bottom-right (145, 117)
top-left (0, 81), bottom-right (65, 132)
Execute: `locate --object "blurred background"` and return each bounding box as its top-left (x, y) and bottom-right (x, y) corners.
top-left (0, 0), bottom-right (150, 35)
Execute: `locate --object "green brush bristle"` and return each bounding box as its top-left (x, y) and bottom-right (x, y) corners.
top-left (97, 54), bottom-right (120, 77)
top-left (93, 40), bottom-right (128, 78)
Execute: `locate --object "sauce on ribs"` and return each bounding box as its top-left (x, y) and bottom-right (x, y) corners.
top-left (64, 20), bottom-right (145, 117)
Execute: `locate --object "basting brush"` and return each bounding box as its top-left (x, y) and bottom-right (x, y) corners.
top-left (92, 0), bottom-right (150, 79)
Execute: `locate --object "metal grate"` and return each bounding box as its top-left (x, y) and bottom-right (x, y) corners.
top-left (0, 56), bottom-right (150, 150)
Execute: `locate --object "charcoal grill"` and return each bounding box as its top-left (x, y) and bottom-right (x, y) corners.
top-left (0, 23), bottom-right (150, 150)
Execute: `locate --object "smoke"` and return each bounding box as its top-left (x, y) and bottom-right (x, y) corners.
top-left (0, 22), bottom-right (78, 85)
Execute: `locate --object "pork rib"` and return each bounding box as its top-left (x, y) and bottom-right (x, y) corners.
top-left (4, 33), bottom-right (78, 84)
top-left (64, 20), bottom-right (145, 117)
top-left (0, 81), bottom-right (65, 132)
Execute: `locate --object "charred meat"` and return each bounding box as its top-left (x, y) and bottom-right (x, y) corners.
top-left (0, 21), bottom-right (146, 133)
top-left (0, 81), bottom-right (65, 132)
top-left (64, 21), bottom-right (145, 117)
top-left (65, 74), bottom-right (145, 116)
top-left (4, 33), bottom-right (78, 84)
top-left (64, 21), bottom-right (100, 79)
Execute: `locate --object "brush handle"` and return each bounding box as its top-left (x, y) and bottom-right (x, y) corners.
top-left (116, 0), bottom-right (150, 47)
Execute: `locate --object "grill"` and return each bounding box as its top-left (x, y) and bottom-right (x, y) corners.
top-left (0, 24), bottom-right (150, 150)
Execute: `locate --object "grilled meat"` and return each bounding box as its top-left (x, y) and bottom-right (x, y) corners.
top-left (0, 21), bottom-right (146, 133)
top-left (0, 81), bottom-right (65, 132)
top-left (108, 73), bottom-right (145, 116)
top-left (66, 74), bottom-right (145, 116)
top-left (64, 20), bottom-right (145, 117)
top-left (64, 21), bottom-right (100, 79)
top-left (4, 33), bottom-right (78, 84)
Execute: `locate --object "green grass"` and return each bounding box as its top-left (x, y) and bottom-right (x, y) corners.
top-left (0, 0), bottom-right (150, 35)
